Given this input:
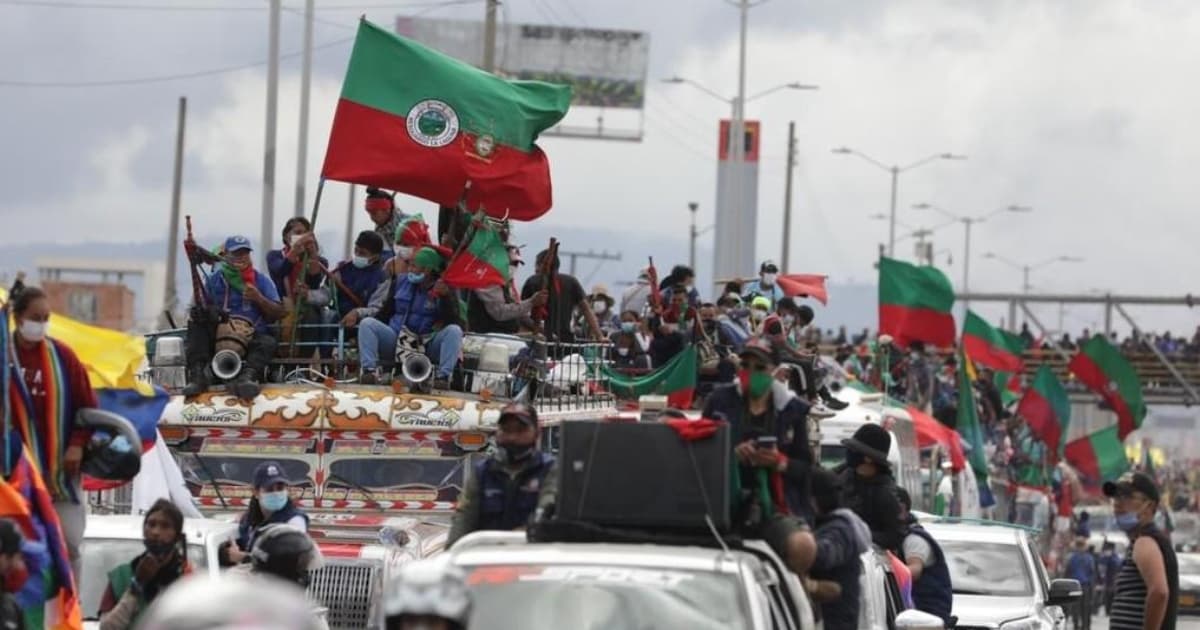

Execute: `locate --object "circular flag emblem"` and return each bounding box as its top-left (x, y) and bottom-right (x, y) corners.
top-left (406, 100), bottom-right (459, 148)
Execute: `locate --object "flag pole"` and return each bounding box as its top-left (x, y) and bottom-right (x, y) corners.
top-left (287, 177), bottom-right (327, 357)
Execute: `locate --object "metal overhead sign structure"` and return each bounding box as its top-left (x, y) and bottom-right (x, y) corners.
top-left (396, 16), bottom-right (650, 141)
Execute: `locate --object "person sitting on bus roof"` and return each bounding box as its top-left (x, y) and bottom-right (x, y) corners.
top-left (183, 235), bottom-right (284, 400)
top-left (332, 230), bottom-right (387, 323)
top-left (447, 403), bottom-right (554, 548)
top-left (702, 339), bottom-right (816, 576)
top-left (468, 244), bottom-right (546, 335)
top-left (351, 246), bottom-right (464, 388)
top-left (221, 461), bottom-right (308, 566)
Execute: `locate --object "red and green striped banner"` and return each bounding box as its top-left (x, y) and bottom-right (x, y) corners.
top-left (602, 345), bottom-right (697, 409)
top-left (1064, 425), bottom-right (1128, 483)
top-left (1017, 365), bottom-right (1071, 457)
top-left (1068, 335), bottom-right (1146, 440)
top-left (322, 20), bottom-right (572, 221)
top-left (962, 310), bottom-right (1025, 372)
top-left (995, 370), bottom-right (1023, 406)
top-left (878, 257), bottom-right (956, 348)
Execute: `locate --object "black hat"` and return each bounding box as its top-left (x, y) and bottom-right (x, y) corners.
top-left (498, 402), bottom-right (538, 428)
top-left (738, 338), bottom-right (777, 366)
top-left (760, 260), bottom-right (779, 273)
top-left (776, 297), bottom-right (798, 313)
top-left (1103, 471), bottom-right (1160, 503)
top-left (842, 423), bottom-right (892, 466)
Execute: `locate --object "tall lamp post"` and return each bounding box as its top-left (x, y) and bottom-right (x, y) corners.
top-left (913, 202), bottom-right (1032, 310)
top-left (983, 253), bottom-right (1084, 293)
top-left (832, 148), bottom-right (966, 257)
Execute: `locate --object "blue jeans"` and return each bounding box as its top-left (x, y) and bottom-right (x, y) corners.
top-left (358, 317), bottom-right (463, 378)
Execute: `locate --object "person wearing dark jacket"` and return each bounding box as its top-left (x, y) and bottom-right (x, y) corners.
top-left (808, 469), bottom-right (871, 630)
top-left (835, 423), bottom-right (903, 554)
top-left (898, 488), bottom-right (955, 626)
top-left (702, 339), bottom-right (816, 575)
top-left (331, 230), bottom-right (386, 320)
top-left (0, 519), bottom-right (27, 630)
top-left (448, 404), bottom-right (554, 547)
top-left (220, 461), bottom-right (309, 566)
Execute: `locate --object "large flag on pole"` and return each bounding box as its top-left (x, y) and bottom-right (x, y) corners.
top-left (878, 257), bottom-right (956, 348)
top-left (442, 213), bottom-right (510, 290)
top-left (322, 19), bottom-right (572, 221)
top-left (956, 351), bottom-right (994, 506)
top-left (1068, 335), bottom-right (1146, 440)
top-left (1064, 426), bottom-right (1128, 484)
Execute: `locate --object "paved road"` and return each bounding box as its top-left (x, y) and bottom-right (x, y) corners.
top-left (1086, 613), bottom-right (1200, 630)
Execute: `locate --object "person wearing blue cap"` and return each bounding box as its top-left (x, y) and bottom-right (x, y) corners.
top-left (221, 460), bottom-right (309, 566)
top-left (183, 235), bottom-right (285, 399)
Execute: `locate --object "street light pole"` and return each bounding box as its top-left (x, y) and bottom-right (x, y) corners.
top-left (782, 121), bottom-right (796, 270)
top-left (962, 218), bottom-right (973, 309)
top-left (688, 201), bottom-right (700, 270)
top-left (888, 166), bottom-right (899, 257)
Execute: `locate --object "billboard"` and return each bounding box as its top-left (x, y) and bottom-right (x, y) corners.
top-left (395, 17), bottom-right (650, 110)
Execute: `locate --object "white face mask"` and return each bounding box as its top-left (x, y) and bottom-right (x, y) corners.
top-left (592, 301), bottom-right (608, 314)
top-left (617, 347), bottom-right (630, 356)
top-left (288, 233), bottom-right (302, 246)
top-left (19, 320), bottom-right (47, 342)
top-left (395, 246), bottom-right (413, 261)
top-left (782, 314), bottom-right (796, 327)
top-left (750, 309), bottom-right (767, 322)
top-left (762, 273), bottom-right (778, 286)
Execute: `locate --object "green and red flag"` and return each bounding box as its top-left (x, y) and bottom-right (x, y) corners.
top-left (322, 20), bottom-right (572, 221)
top-left (1068, 335), bottom-right (1146, 440)
top-left (1016, 365), bottom-right (1071, 457)
top-left (602, 345), bottom-right (697, 409)
top-left (956, 351), bottom-right (996, 507)
top-left (962, 310), bottom-right (1026, 372)
top-left (878, 257), bottom-right (956, 348)
top-left (442, 213), bottom-right (509, 290)
top-left (994, 370), bottom-right (1023, 406)
top-left (1064, 425), bottom-right (1128, 484)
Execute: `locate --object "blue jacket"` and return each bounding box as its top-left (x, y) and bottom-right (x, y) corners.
top-left (1067, 550), bottom-right (1097, 585)
top-left (332, 260), bottom-right (384, 317)
top-left (907, 524), bottom-right (954, 623)
top-left (236, 500), bottom-right (309, 553)
top-left (381, 276), bottom-right (461, 337)
top-left (475, 452), bottom-right (555, 532)
top-left (205, 269), bottom-right (280, 334)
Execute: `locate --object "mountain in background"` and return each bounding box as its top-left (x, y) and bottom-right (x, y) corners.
top-left (0, 222), bottom-right (879, 332)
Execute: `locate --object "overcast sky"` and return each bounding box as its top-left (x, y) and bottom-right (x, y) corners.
top-left (2, 0), bottom-right (1198, 334)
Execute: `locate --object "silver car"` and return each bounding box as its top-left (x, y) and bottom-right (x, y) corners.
top-left (923, 520), bottom-right (1081, 630)
top-left (446, 531), bottom-right (815, 630)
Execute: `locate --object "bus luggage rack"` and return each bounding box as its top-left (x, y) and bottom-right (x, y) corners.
top-left (145, 326), bottom-right (619, 408)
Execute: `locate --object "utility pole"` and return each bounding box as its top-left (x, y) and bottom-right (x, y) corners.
top-left (293, 0), bottom-right (314, 218)
top-left (887, 166), bottom-right (899, 257)
top-left (162, 96), bottom-right (187, 326)
top-left (344, 184), bottom-right (356, 260)
top-left (781, 120), bottom-right (796, 271)
top-left (559, 250), bottom-right (622, 278)
top-left (688, 202), bottom-right (700, 270)
top-left (962, 218), bottom-right (974, 312)
top-left (260, 0), bottom-right (281, 266)
top-left (482, 0), bottom-right (499, 72)
top-left (730, 0), bottom-right (750, 276)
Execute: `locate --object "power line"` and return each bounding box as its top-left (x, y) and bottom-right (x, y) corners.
top-left (528, 0), bottom-right (564, 26)
top-left (556, 0), bottom-right (587, 25)
top-left (0, 34), bottom-right (354, 87)
top-left (0, 0), bottom-right (480, 11)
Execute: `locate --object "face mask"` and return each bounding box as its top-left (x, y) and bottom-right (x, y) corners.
top-left (621, 322), bottom-right (636, 333)
top-left (762, 273), bottom-right (778, 286)
top-left (1115, 511), bottom-right (1141, 531)
top-left (493, 442), bottom-right (534, 465)
top-left (260, 490), bottom-right (289, 512)
top-left (661, 324), bottom-right (677, 334)
top-left (750, 309), bottom-right (766, 322)
top-left (288, 233), bottom-right (302, 246)
top-left (395, 246), bottom-right (413, 261)
top-left (352, 255), bottom-right (371, 269)
top-left (592, 301), bottom-right (608, 314)
top-left (19, 320), bottom-right (47, 343)
top-left (617, 347), bottom-right (630, 356)
top-left (738, 370), bottom-right (773, 398)
top-left (407, 272), bottom-right (426, 284)
top-left (145, 539), bottom-right (176, 557)
top-left (782, 314), bottom-right (795, 327)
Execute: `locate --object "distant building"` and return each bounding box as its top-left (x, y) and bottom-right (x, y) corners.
top-left (35, 257), bottom-right (165, 332)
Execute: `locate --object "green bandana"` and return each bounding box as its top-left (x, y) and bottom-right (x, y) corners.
top-left (412, 246), bottom-right (444, 272)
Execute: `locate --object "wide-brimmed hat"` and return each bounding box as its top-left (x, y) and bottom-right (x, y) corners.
top-left (841, 423), bottom-right (892, 466)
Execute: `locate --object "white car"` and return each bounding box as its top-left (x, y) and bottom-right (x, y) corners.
top-left (80, 515), bottom-right (239, 627)
top-left (923, 519), bottom-right (1081, 630)
top-left (446, 531), bottom-right (814, 630)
